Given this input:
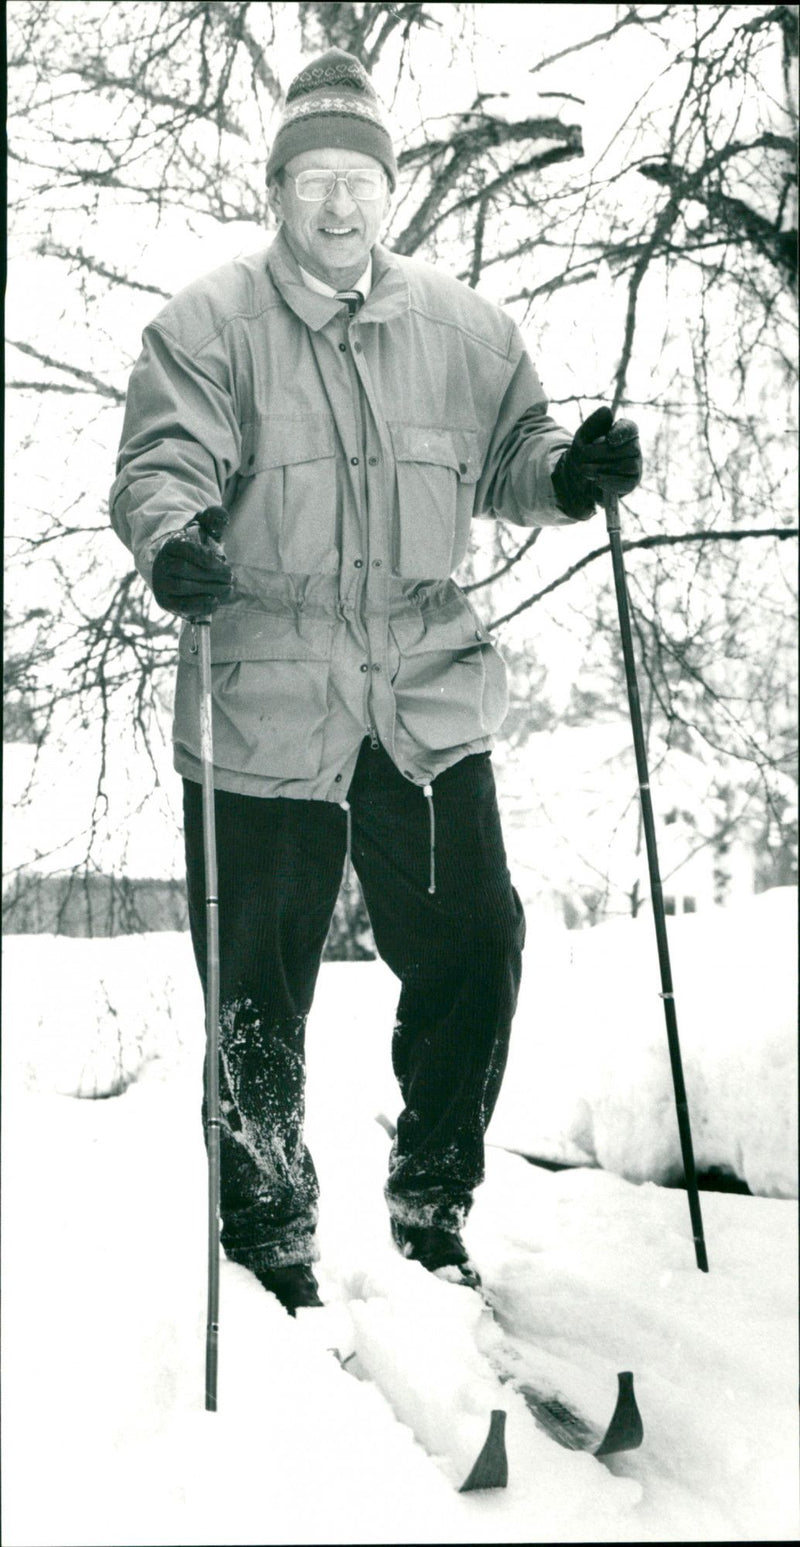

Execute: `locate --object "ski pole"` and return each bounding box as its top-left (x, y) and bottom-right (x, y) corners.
top-left (198, 613), bottom-right (222, 1407)
top-left (604, 490), bottom-right (709, 1273)
top-left (192, 504), bottom-right (229, 1410)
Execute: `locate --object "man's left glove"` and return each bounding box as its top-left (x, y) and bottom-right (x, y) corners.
top-left (552, 406), bottom-right (642, 519)
top-left (151, 506), bottom-right (235, 618)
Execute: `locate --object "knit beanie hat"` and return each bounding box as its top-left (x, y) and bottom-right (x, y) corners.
top-left (266, 48), bottom-right (398, 191)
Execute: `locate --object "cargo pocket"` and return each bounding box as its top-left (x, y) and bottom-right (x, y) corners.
top-left (388, 425), bottom-right (481, 579)
top-left (174, 608), bottom-right (334, 780)
top-left (388, 591), bottom-right (508, 752)
top-left (236, 416), bottom-right (338, 574)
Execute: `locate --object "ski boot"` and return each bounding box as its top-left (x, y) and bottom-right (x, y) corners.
top-left (391, 1222), bottom-right (481, 1289)
top-left (253, 1262), bottom-right (323, 1315)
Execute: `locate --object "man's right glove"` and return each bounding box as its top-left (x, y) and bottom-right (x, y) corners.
top-left (552, 406), bottom-right (642, 519)
top-left (151, 506), bottom-right (235, 618)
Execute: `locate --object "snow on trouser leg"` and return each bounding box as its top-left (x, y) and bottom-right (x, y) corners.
top-left (182, 778), bottom-right (347, 1272)
top-left (210, 999), bottom-right (321, 1271)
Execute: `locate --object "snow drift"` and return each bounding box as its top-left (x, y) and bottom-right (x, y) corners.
top-left (4, 887), bottom-right (795, 1197)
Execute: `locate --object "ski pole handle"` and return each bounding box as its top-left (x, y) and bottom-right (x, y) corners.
top-left (191, 505), bottom-right (231, 629)
top-left (196, 504), bottom-right (229, 545)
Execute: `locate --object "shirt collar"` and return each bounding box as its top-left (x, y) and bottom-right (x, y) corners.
top-left (266, 230), bottom-right (408, 330)
top-left (298, 257), bottom-right (373, 300)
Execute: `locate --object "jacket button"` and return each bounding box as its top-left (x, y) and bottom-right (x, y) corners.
top-left (372, 559), bottom-right (382, 568)
top-left (353, 342), bottom-right (363, 353)
top-left (338, 342), bottom-right (347, 353)
top-left (351, 456), bottom-right (359, 466)
top-left (360, 663), bottom-right (369, 673)
top-left (368, 456), bottom-right (378, 466)
top-left (459, 462), bottom-right (468, 474)
top-left (334, 773), bottom-right (342, 782)
top-left (354, 558), bottom-right (363, 568)
top-left (372, 663), bottom-right (381, 673)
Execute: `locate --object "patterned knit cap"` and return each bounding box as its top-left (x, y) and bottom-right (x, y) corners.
top-left (266, 48), bottom-right (397, 191)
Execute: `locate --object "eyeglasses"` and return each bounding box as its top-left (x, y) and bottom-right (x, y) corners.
top-left (288, 168), bottom-right (386, 202)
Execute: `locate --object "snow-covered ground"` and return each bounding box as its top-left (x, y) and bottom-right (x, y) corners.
top-left (2, 889), bottom-right (797, 1544)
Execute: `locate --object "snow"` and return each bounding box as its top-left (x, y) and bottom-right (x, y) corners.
top-left (4, 737), bottom-right (185, 882)
top-left (495, 724), bottom-right (758, 923)
top-left (489, 886), bottom-right (798, 1198)
top-left (2, 890), bottom-right (798, 1544)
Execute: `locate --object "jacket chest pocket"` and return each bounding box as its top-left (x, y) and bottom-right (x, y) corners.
top-left (235, 416), bottom-right (338, 574)
top-left (388, 424), bottom-right (481, 579)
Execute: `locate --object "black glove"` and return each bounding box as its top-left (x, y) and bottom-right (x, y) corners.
top-left (151, 506), bottom-right (234, 618)
top-left (552, 407), bottom-right (642, 519)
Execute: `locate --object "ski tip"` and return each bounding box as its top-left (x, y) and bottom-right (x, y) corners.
top-left (459, 1408), bottom-right (508, 1492)
top-left (594, 1370), bottom-right (644, 1457)
top-left (375, 1113), bottom-right (397, 1140)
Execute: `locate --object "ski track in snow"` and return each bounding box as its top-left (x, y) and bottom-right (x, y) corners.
top-left (1, 897), bottom-right (798, 1544)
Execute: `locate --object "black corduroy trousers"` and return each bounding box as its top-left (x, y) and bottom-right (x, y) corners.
top-left (183, 740), bottom-right (525, 1272)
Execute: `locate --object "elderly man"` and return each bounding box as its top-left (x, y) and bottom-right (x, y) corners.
top-left (110, 49), bottom-right (641, 1314)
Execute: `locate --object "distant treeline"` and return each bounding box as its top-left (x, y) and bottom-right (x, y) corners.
top-left (2, 870), bottom-right (376, 960)
top-left (3, 873), bottom-right (189, 936)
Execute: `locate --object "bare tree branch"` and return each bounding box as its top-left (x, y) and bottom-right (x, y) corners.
top-left (527, 5), bottom-right (674, 76)
top-left (36, 241), bottom-right (171, 297)
top-left (7, 340), bottom-right (125, 402)
top-left (489, 528), bottom-right (800, 631)
top-left (393, 114), bottom-right (582, 254)
top-left (207, 1), bottom-right (284, 101)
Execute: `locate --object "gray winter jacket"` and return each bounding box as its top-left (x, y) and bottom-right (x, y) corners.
top-left (110, 228), bottom-right (583, 799)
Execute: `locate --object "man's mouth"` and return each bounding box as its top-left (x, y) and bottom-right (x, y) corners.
top-left (320, 226), bottom-right (359, 237)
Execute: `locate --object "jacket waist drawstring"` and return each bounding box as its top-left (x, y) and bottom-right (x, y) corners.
top-left (423, 783), bottom-right (436, 895)
top-left (341, 799), bottom-right (352, 883)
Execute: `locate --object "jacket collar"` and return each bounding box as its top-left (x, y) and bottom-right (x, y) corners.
top-left (266, 228), bottom-right (410, 329)
top-left (298, 256), bottom-right (373, 299)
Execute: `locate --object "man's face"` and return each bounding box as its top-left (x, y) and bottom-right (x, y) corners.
top-left (269, 147), bottom-right (391, 288)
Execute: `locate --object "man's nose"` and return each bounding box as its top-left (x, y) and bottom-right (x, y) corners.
top-left (325, 177), bottom-right (357, 216)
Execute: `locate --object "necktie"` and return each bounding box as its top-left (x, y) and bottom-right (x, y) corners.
top-left (336, 291), bottom-right (363, 317)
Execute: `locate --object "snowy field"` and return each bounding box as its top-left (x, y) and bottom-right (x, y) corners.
top-left (2, 887), bottom-right (797, 1544)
